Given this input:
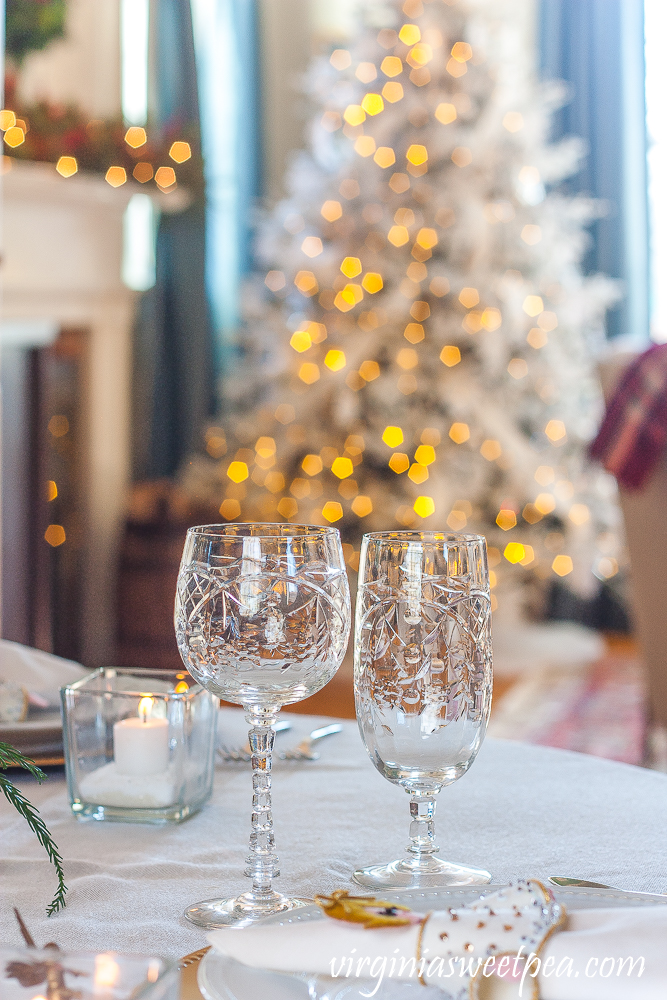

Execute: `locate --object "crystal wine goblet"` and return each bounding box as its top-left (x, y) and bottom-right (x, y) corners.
top-left (174, 523), bottom-right (351, 928)
top-left (353, 530), bottom-right (493, 888)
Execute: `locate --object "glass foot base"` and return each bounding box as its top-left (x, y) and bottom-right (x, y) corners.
top-left (352, 857), bottom-right (492, 890)
top-left (184, 893), bottom-right (311, 929)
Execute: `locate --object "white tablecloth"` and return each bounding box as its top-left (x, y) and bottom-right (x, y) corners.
top-left (1, 708), bottom-right (667, 960)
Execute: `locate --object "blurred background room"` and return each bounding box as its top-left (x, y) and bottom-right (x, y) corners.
top-left (2, 0), bottom-right (667, 766)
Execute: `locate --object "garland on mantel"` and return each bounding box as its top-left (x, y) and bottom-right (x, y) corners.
top-left (2, 79), bottom-right (204, 197)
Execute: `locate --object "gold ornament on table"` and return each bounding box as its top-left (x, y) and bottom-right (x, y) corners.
top-left (314, 889), bottom-right (424, 928)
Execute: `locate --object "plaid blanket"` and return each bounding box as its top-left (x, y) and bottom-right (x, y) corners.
top-left (590, 343), bottom-right (667, 489)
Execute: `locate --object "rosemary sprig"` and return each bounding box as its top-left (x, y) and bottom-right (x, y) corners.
top-left (0, 741), bottom-right (67, 915)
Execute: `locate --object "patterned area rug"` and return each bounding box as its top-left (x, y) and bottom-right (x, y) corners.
top-left (488, 652), bottom-right (647, 765)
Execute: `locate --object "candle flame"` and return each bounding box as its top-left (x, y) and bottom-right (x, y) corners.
top-left (138, 696), bottom-right (154, 721)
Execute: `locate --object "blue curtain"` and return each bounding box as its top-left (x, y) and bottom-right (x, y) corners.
top-left (539, 0), bottom-right (649, 341)
top-left (190, 0), bottom-right (262, 364)
top-left (133, 0), bottom-right (216, 479)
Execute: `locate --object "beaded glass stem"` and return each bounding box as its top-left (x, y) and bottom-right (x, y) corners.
top-left (175, 523), bottom-right (351, 928)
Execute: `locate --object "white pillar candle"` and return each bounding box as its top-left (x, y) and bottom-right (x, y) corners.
top-left (113, 697), bottom-right (169, 776)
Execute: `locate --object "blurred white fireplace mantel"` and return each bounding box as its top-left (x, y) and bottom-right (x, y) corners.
top-left (2, 159), bottom-right (136, 666)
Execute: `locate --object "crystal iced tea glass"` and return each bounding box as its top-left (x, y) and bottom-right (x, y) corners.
top-left (175, 523), bottom-right (351, 927)
top-left (353, 531), bottom-right (492, 888)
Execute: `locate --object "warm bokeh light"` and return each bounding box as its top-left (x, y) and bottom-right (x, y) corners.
top-left (226, 461), bottom-right (249, 483)
top-left (504, 542), bottom-right (525, 564)
top-left (414, 444), bottom-right (436, 466)
top-left (459, 287), bottom-right (480, 308)
top-left (265, 270), bottom-right (285, 291)
top-left (415, 227), bottom-right (438, 249)
top-left (46, 480), bottom-right (58, 502)
top-left (521, 224), bottom-right (542, 245)
top-left (538, 311), bottom-right (559, 331)
top-left (389, 452), bottom-right (410, 473)
top-left (344, 104), bottom-right (366, 126)
top-left (480, 439), bottom-right (502, 461)
top-left (362, 272), bottom-right (383, 293)
top-left (325, 349), bottom-right (346, 371)
top-left (410, 300), bottom-right (430, 321)
top-left (399, 24), bottom-right (421, 45)
top-left (569, 503), bottom-right (590, 525)
top-left (294, 271), bottom-right (318, 295)
top-left (331, 456), bottom-right (354, 479)
top-left (290, 330), bottom-right (311, 352)
top-left (133, 161), bottom-right (154, 183)
top-left (406, 143), bottom-right (428, 165)
top-left (106, 166), bottom-right (127, 187)
top-left (396, 348), bottom-right (418, 370)
top-left (322, 501), bottom-right (343, 522)
top-left (301, 236), bottom-right (323, 257)
top-left (449, 422), bottom-right (470, 444)
top-left (373, 146), bottom-right (396, 168)
top-left (356, 62), bottom-right (377, 83)
top-left (169, 141), bottom-right (191, 162)
top-left (125, 126), bottom-right (147, 148)
top-left (481, 308), bottom-right (502, 331)
top-left (341, 256), bottom-right (362, 277)
top-left (382, 82), bottom-right (404, 103)
top-left (3, 126), bottom-right (25, 148)
top-left (330, 49), bottom-right (351, 70)
top-left (527, 327), bottom-right (548, 349)
top-left (44, 524), bottom-right (66, 547)
top-left (523, 295), bottom-right (544, 317)
top-left (405, 323), bottom-right (425, 344)
top-left (435, 102), bottom-right (457, 124)
top-left (355, 136), bottom-right (376, 157)
top-left (451, 147), bottom-right (472, 168)
top-left (545, 419), bottom-right (566, 442)
top-left (298, 362), bottom-right (320, 384)
top-left (302, 454), bottom-right (323, 476)
top-left (408, 463), bottom-right (429, 484)
top-left (503, 111), bottom-right (524, 132)
top-left (413, 495), bottom-right (435, 517)
top-left (220, 498), bottom-right (241, 520)
top-left (352, 495), bottom-right (373, 517)
top-left (255, 436), bottom-right (276, 458)
top-left (496, 509), bottom-right (517, 531)
top-left (451, 41), bottom-right (473, 62)
top-left (388, 224), bottom-right (410, 246)
top-left (359, 359), bottom-right (381, 381)
top-left (409, 43), bottom-right (433, 66)
top-left (48, 415), bottom-right (69, 437)
top-left (535, 465), bottom-right (555, 485)
top-left (56, 156), bottom-right (78, 178)
top-left (381, 56), bottom-right (403, 77)
top-left (552, 554), bottom-right (573, 577)
top-left (507, 358), bottom-right (528, 379)
top-left (0, 109), bottom-right (16, 130)
top-left (277, 497), bottom-right (298, 518)
top-left (155, 166), bottom-right (176, 189)
top-left (534, 493), bottom-right (556, 514)
top-left (362, 93), bottom-right (384, 116)
top-left (382, 425), bottom-right (404, 447)
top-left (321, 200), bottom-right (343, 222)
top-left (440, 345), bottom-right (461, 367)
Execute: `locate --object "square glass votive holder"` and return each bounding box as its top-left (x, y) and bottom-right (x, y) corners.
top-left (61, 668), bottom-right (218, 824)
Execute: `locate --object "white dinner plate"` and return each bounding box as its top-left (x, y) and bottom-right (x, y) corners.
top-left (197, 884), bottom-right (667, 1000)
top-left (0, 709), bottom-right (64, 759)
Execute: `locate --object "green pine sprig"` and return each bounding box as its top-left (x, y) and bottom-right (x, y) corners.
top-left (0, 741), bottom-right (67, 915)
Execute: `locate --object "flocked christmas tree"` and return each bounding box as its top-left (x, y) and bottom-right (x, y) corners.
top-left (182, 0), bottom-right (621, 614)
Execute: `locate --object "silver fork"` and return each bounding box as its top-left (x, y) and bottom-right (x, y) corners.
top-left (218, 720), bottom-right (292, 762)
top-left (279, 723), bottom-right (343, 760)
